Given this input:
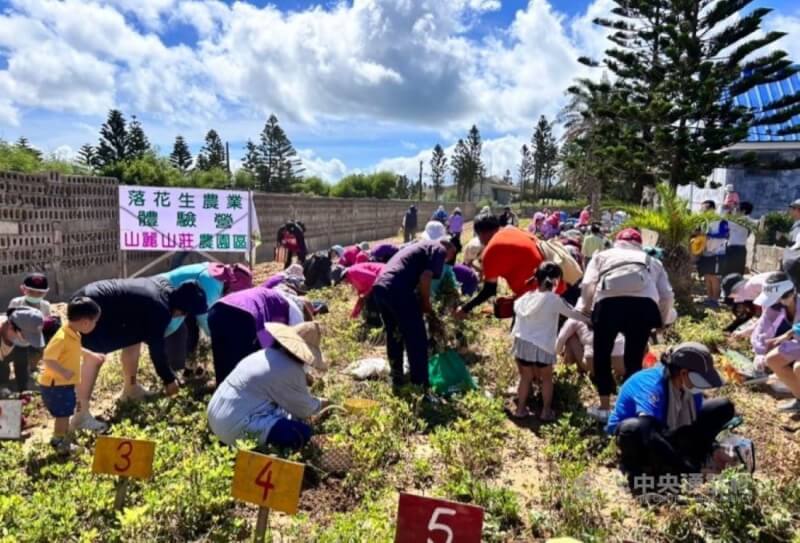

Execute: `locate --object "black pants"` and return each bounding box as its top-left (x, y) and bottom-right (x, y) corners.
top-left (616, 398), bottom-right (735, 480)
top-left (0, 348), bottom-right (31, 392)
top-left (372, 285), bottom-right (429, 387)
top-left (207, 304), bottom-right (260, 385)
top-left (403, 228), bottom-right (416, 243)
top-left (592, 297), bottom-right (662, 396)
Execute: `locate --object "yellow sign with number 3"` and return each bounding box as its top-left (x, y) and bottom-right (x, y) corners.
top-left (92, 436), bottom-right (156, 480)
top-left (231, 450), bottom-right (305, 514)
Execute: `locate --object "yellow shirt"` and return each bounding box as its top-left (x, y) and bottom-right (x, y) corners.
top-left (39, 325), bottom-right (82, 387)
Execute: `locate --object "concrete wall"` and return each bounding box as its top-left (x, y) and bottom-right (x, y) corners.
top-left (723, 150), bottom-right (800, 218)
top-left (0, 171), bottom-right (477, 305)
top-left (751, 244), bottom-right (784, 273)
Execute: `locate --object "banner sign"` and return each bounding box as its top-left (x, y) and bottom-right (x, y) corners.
top-left (119, 185), bottom-right (251, 253)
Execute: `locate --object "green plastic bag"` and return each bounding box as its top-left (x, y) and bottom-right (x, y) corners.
top-left (428, 349), bottom-right (477, 396)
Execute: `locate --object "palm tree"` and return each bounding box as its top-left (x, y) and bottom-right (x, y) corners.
top-left (623, 183), bottom-right (716, 308)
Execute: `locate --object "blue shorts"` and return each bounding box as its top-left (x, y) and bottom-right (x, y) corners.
top-left (40, 384), bottom-right (77, 418)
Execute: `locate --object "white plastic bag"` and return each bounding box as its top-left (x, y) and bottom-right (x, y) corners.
top-left (345, 358), bottom-right (391, 380)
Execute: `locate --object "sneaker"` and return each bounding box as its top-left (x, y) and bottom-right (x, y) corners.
top-left (119, 383), bottom-right (153, 402)
top-left (777, 398), bottom-right (800, 413)
top-left (587, 406), bottom-right (610, 422)
top-left (70, 411), bottom-right (109, 433)
top-left (50, 437), bottom-right (80, 456)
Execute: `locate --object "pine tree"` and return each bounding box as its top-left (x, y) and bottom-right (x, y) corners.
top-left (15, 137), bottom-right (42, 161)
top-left (127, 115), bottom-right (151, 159)
top-left (430, 144), bottom-right (447, 201)
top-left (451, 139), bottom-right (470, 201)
top-left (466, 125), bottom-right (485, 201)
top-left (256, 115), bottom-right (304, 192)
top-left (196, 129), bottom-right (227, 171)
top-left (531, 115), bottom-right (556, 198)
top-left (170, 136), bottom-right (193, 172)
top-left (502, 169), bottom-right (512, 184)
top-left (77, 144), bottom-right (96, 170)
top-left (394, 174), bottom-right (412, 199)
top-left (95, 109), bottom-right (129, 168)
top-left (518, 144), bottom-right (534, 199)
top-left (578, 0), bottom-right (800, 189)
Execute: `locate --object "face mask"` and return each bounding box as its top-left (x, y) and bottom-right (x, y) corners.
top-left (24, 295), bottom-right (44, 305)
top-left (164, 316), bottom-right (185, 338)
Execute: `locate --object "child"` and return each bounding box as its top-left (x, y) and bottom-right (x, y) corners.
top-left (512, 262), bottom-right (589, 421)
top-left (7, 273), bottom-right (52, 390)
top-left (9, 272), bottom-right (52, 317)
top-left (39, 297), bottom-right (102, 455)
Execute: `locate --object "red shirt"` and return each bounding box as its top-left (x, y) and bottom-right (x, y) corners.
top-left (482, 228), bottom-right (544, 297)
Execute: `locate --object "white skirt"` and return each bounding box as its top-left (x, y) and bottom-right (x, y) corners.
top-left (513, 337), bottom-right (556, 365)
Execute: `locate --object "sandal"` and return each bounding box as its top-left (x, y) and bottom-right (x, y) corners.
top-left (540, 410), bottom-right (556, 422)
top-left (512, 407), bottom-right (532, 419)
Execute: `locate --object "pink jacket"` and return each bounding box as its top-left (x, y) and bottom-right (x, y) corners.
top-left (345, 262), bottom-right (385, 317)
top-left (339, 246), bottom-right (369, 268)
top-left (751, 297), bottom-right (800, 354)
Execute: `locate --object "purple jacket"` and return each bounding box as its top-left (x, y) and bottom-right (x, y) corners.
top-left (448, 214), bottom-right (464, 234)
top-left (751, 297), bottom-right (800, 354)
top-left (218, 286), bottom-right (290, 348)
top-left (453, 264), bottom-right (478, 295)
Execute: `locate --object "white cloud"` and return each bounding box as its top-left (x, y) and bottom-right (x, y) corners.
top-left (297, 149), bottom-right (349, 182)
top-left (765, 11), bottom-right (800, 63)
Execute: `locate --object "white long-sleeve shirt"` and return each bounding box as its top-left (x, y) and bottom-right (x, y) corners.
top-left (513, 290), bottom-right (589, 354)
top-left (579, 244), bottom-right (674, 323)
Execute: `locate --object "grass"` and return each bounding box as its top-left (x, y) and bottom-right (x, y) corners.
top-left (2, 249), bottom-right (800, 541)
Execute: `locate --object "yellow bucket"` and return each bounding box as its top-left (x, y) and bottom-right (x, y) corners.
top-left (344, 398), bottom-right (380, 414)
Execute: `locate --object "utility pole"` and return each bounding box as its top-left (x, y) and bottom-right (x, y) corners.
top-left (225, 141), bottom-right (232, 185)
top-left (418, 160), bottom-right (424, 201)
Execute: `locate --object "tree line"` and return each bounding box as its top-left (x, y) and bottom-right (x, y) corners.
top-left (558, 0), bottom-right (800, 204)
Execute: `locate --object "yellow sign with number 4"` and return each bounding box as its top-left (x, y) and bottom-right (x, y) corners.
top-left (92, 436), bottom-right (156, 480)
top-left (231, 450), bottom-right (305, 514)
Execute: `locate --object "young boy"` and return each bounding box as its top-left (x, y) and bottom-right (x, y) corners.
top-left (6, 273), bottom-right (52, 391)
top-left (39, 297), bottom-right (102, 455)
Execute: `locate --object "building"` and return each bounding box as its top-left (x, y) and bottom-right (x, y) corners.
top-left (469, 176), bottom-right (521, 205)
top-left (717, 72), bottom-right (800, 217)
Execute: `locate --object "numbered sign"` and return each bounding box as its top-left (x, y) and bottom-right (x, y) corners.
top-left (92, 436), bottom-right (156, 480)
top-left (0, 399), bottom-right (22, 439)
top-left (395, 493), bottom-right (483, 543)
top-left (231, 450), bottom-right (304, 514)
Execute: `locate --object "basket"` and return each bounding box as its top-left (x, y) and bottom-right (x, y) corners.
top-left (310, 435), bottom-right (353, 475)
top-left (493, 296), bottom-right (515, 319)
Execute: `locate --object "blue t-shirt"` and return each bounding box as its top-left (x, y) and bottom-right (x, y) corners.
top-left (160, 263), bottom-right (224, 336)
top-left (606, 365), bottom-right (703, 435)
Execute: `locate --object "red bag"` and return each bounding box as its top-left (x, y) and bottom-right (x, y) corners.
top-left (493, 296), bottom-right (515, 319)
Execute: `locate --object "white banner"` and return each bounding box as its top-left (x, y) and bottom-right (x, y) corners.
top-left (119, 185), bottom-right (252, 252)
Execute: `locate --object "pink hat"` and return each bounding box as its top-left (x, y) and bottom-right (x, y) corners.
top-left (209, 263), bottom-right (253, 293)
top-left (615, 228), bottom-right (642, 245)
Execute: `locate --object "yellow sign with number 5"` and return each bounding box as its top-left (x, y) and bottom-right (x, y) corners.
top-left (92, 436), bottom-right (156, 480)
top-left (231, 450), bottom-right (305, 514)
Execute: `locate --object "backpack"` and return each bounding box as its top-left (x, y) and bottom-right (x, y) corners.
top-left (537, 239), bottom-right (583, 286)
top-left (303, 252), bottom-right (333, 290)
top-left (598, 253), bottom-right (652, 295)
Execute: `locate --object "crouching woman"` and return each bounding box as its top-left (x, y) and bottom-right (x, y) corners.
top-left (606, 342), bottom-right (736, 491)
top-left (207, 322), bottom-right (328, 450)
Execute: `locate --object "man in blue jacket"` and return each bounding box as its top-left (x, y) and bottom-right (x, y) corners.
top-left (607, 342), bottom-right (735, 492)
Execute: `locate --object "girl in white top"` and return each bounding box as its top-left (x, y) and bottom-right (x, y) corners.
top-left (512, 262), bottom-right (589, 421)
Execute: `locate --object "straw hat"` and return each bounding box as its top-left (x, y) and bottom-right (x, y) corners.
top-left (265, 322), bottom-right (326, 370)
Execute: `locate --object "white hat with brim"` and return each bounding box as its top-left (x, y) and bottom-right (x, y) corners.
top-left (754, 279), bottom-right (795, 307)
top-left (421, 221), bottom-right (448, 241)
top-left (265, 322), bottom-right (326, 371)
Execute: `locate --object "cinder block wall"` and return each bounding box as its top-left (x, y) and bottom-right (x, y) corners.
top-left (252, 193), bottom-right (477, 260)
top-left (0, 171), bottom-right (476, 305)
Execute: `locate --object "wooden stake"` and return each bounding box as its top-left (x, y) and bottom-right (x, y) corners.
top-left (114, 478), bottom-right (130, 510)
top-left (253, 507), bottom-right (270, 543)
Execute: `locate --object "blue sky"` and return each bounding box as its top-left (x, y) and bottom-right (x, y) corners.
top-left (1, 0), bottom-right (799, 181)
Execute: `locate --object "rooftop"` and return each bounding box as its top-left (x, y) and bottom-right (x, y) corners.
top-left (736, 71), bottom-right (800, 143)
